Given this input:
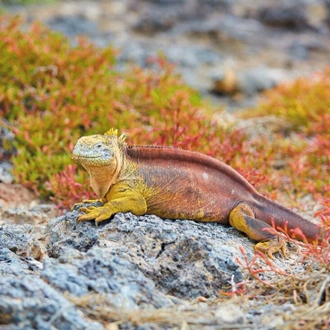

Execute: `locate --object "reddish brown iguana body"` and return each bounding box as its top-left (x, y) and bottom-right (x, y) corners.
top-left (72, 129), bottom-right (320, 256)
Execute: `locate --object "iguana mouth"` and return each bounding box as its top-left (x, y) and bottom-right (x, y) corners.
top-left (74, 155), bottom-right (100, 158)
top-left (72, 153), bottom-right (102, 158)
top-left (71, 155), bottom-right (103, 163)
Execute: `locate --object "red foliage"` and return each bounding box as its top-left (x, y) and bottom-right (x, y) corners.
top-left (45, 165), bottom-right (96, 211)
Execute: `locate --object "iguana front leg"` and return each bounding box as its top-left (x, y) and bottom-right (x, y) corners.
top-left (229, 202), bottom-right (286, 257)
top-left (77, 183), bottom-right (147, 223)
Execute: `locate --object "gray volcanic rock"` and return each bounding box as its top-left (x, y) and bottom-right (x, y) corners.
top-left (212, 66), bottom-right (287, 96)
top-left (0, 276), bottom-right (104, 330)
top-left (0, 248), bottom-right (34, 277)
top-left (41, 248), bottom-right (173, 309)
top-left (0, 224), bottom-right (45, 262)
top-left (0, 202), bottom-right (301, 329)
top-left (47, 207), bottom-right (246, 298)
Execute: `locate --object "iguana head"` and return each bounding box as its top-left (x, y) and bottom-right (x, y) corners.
top-left (72, 128), bottom-right (126, 168)
top-left (72, 129), bottom-right (127, 197)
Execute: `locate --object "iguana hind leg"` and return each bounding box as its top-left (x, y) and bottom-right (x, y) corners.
top-left (229, 202), bottom-right (286, 257)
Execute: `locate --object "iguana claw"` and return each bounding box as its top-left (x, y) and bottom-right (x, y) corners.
top-left (254, 237), bottom-right (287, 258)
top-left (77, 205), bottom-right (113, 223)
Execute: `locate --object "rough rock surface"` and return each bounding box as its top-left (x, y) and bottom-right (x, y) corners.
top-left (0, 197), bottom-right (318, 329)
top-left (0, 201), bottom-right (258, 329)
top-left (47, 208), bottom-right (246, 298)
top-left (0, 223), bottom-right (45, 262)
top-left (0, 276), bottom-right (105, 330)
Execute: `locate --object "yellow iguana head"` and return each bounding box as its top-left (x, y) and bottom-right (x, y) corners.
top-left (72, 128), bottom-right (126, 168)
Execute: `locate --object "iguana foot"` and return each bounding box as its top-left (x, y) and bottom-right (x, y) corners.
top-left (229, 203), bottom-right (287, 258)
top-left (77, 205), bottom-right (113, 223)
top-left (254, 237), bottom-right (287, 258)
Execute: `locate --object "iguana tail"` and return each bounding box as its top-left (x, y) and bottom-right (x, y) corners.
top-left (253, 194), bottom-right (321, 243)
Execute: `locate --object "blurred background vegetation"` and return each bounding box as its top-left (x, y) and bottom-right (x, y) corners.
top-left (0, 0), bottom-right (329, 210)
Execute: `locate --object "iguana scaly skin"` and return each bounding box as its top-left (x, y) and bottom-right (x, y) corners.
top-left (72, 129), bottom-right (320, 256)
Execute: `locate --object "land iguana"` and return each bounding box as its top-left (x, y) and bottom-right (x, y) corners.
top-left (72, 128), bottom-right (321, 256)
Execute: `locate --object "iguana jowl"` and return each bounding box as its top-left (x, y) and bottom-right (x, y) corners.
top-left (72, 129), bottom-right (320, 256)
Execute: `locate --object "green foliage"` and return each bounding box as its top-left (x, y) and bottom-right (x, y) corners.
top-left (242, 70), bottom-right (330, 201)
top-left (1, 15), bottom-right (328, 211)
top-left (244, 70), bottom-right (330, 131)
top-left (1, 15), bottom-right (246, 206)
top-left (1, 0), bottom-right (55, 5)
top-left (0, 15), bottom-right (118, 196)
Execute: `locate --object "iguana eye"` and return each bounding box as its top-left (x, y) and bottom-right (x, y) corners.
top-left (95, 143), bottom-right (103, 149)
